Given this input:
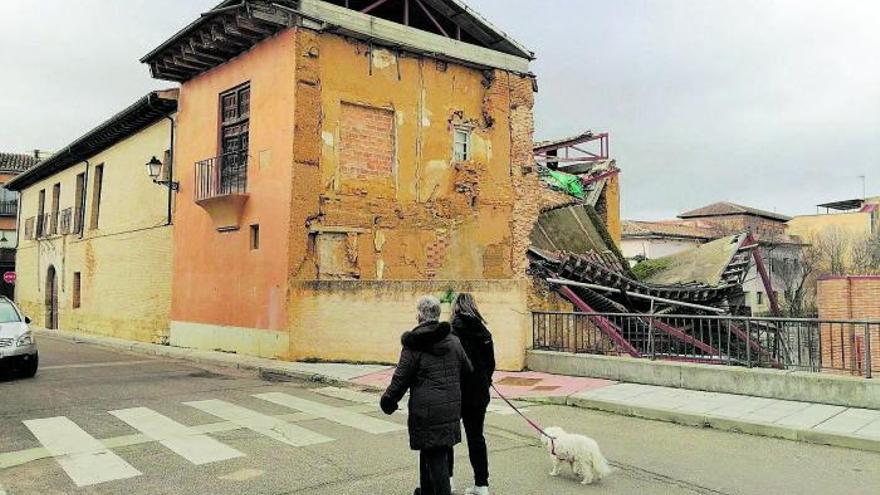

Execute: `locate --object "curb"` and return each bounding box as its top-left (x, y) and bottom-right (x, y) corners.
top-left (35, 329), bottom-right (376, 390)
top-left (548, 395), bottom-right (880, 454)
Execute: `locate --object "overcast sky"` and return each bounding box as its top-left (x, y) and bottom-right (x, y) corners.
top-left (1, 0), bottom-right (878, 219)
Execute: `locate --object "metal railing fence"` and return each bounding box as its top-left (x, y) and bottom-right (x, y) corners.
top-left (532, 311), bottom-right (880, 377)
top-left (194, 151), bottom-right (249, 201)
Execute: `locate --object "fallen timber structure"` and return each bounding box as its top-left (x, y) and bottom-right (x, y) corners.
top-left (529, 150), bottom-right (789, 368)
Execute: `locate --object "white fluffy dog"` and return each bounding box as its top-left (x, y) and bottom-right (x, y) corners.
top-left (541, 426), bottom-right (612, 485)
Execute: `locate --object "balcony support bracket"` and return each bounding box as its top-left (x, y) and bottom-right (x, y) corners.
top-left (196, 193), bottom-right (249, 231)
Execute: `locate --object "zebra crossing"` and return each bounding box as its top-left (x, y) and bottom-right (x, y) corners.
top-left (10, 390), bottom-right (405, 489)
top-left (4, 387), bottom-right (523, 490)
top-left (311, 386), bottom-right (528, 416)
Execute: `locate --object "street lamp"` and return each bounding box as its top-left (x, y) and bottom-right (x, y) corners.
top-left (145, 156), bottom-right (179, 191)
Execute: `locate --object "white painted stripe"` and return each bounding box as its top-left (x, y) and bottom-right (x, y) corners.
top-left (255, 392), bottom-right (406, 434)
top-left (22, 417), bottom-right (141, 487)
top-left (314, 386), bottom-right (520, 416)
top-left (314, 387), bottom-right (377, 404)
top-left (109, 407), bottom-right (245, 465)
top-left (40, 360), bottom-right (159, 371)
top-left (314, 387), bottom-right (409, 413)
top-left (184, 400), bottom-right (333, 447)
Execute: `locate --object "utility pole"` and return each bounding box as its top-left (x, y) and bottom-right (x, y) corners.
top-left (859, 175), bottom-right (866, 200)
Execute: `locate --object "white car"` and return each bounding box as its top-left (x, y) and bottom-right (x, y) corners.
top-left (0, 297), bottom-right (37, 378)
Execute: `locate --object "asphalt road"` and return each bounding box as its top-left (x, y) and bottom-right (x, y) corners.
top-left (1, 336), bottom-right (880, 495)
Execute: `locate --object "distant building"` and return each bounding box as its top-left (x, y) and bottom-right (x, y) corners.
top-left (6, 90), bottom-right (177, 340)
top-left (624, 201), bottom-right (803, 315)
top-left (0, 151), bottom-right (42, 298)
top-left (788, 196), bottom-right (880, 242)
top-left (678, 201), bottom-right (791, 239)
top-left (621, 220), bottom-right (713, 261)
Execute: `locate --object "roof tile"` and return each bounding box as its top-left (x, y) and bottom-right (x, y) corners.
top-left (0, 152), bottom-right (40, 173)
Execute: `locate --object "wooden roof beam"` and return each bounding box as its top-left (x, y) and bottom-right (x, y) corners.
top-left (234, 15), bottom-right (277, 37)
top-left (183, 40), bottom-right (228, 63)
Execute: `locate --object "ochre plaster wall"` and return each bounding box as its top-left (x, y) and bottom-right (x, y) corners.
top-left (171, 31), bottom-right (297, 336)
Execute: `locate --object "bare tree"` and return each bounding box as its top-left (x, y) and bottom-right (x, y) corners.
top-left (775, 242), bottom-right (820, 317)
top-left (813, 227), bottom-right (852, 276)
top-left (851, 233), bottom-right (880, 274)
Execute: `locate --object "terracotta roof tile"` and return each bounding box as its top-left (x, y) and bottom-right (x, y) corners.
top-left (678, 201), bottom-right (791, 222)
top-left (622, 220), bottom-right (715, 240)
top-left (0, 152), bottom-right (40, 173)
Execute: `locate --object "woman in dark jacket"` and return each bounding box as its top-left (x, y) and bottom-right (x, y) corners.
top-left (450, 293), bottom-right (496, 495)
top-left (381, 296), bottom-right (472, 495)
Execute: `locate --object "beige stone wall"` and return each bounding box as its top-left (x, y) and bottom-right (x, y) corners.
top-left (15, 119), bottom-right (173, 342)
top-left (788, 212), bottom-right (873, 242)
top-left (288, 279), bottom-right (531, 370)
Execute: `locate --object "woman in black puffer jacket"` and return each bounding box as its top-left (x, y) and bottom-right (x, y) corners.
top-left (381, 296), bottom-right (472, 495)
top-left (450, 293), bottom-right (496, 495)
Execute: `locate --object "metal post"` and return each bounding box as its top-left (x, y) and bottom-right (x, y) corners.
top-left (866, 323), bottom-right (873, 379)
top-left (649, 300), bottom-right (656, 360)
top-left (726, 320), bottom-right (732, 366)
top-left (745, 319), bottom-right (752, 368)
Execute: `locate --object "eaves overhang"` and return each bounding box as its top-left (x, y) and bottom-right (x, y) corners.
top-left (142, 0), bottom-right (533, 83)
top-left (6, 90), bottom-right (179, 191)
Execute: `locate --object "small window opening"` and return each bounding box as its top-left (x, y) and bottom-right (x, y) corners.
top-left (453, 127), bottom-right (471, 162)
top-left (250, 224), bottom-right (260, 250)
top-left (73, 272), bottom-right (81, 309)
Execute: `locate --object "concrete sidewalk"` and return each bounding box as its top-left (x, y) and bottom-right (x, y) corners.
top-left (36, 328), bottom-right (880, 453)
top-left (543, 383), bottom-right (880, 453)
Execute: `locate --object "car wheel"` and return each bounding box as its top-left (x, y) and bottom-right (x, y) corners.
top-left (19, 353), bottom-right (38, 378)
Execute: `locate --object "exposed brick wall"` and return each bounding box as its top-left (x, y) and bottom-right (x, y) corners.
top-left (288, 28), bottom-right (323, 280)
top-left (339, 103), bottom-right (395, 179)
top-left (817, 276), bottom-right (880, 375)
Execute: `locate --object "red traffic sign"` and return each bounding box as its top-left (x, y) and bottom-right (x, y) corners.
top-left (3, 272), bottom-right (16, 284)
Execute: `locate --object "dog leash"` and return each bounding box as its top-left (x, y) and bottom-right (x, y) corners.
top-left (491, 383), bottom-right (557, 455)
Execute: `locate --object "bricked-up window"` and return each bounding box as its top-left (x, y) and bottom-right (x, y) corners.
top-left (36, 189), bottom-right (46, 237)
top-left (453, 127), bottom-right (472, 162)
top-left (74, 173), bottom-right (85, 234)
top-left (339, 103), bottom-right (395, 179)
top-left (50, 183), bottom-right (60, 235)
top-left (250, 224), bottom-right (260, 250)
top-left (90, 165), bottom-right (104, 230)
top-left (219, 84), bottom-right (250, 194)
top-left (72, 272), bottom-right (81, 309)
top-left (24, 217), bottom-right (34, 240)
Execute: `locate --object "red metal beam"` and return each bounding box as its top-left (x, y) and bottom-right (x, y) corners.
top-left (557, 286), bottom-right (641, 358)
top-left (729, 323), bottom-right (783, 369)
top-left (414, 0), bottom-right (450, 38)
top-left (648, 320), bottom-right (721, 356)
top-left (581, 168), bottom-right (620, 186)
top-left (361, 0), bottom-right (391, 15)
top-left (745, 234), bottom-right (781, 316)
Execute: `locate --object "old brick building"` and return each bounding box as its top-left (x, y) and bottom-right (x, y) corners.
top-left (143, 0), bottom-right (565, 369)
top-left (678, 201), bottom-right (790, 239)
top-left (817, 276), bottom-right (880, 375)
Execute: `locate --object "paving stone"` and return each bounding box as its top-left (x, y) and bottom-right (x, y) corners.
top-left (814, 408), bottom-right (880, 435)
top-left (773, 404), bottom-right (847, 429)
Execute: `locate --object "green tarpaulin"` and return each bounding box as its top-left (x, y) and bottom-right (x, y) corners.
top-left (542, 169), bottom-right (585, 199)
